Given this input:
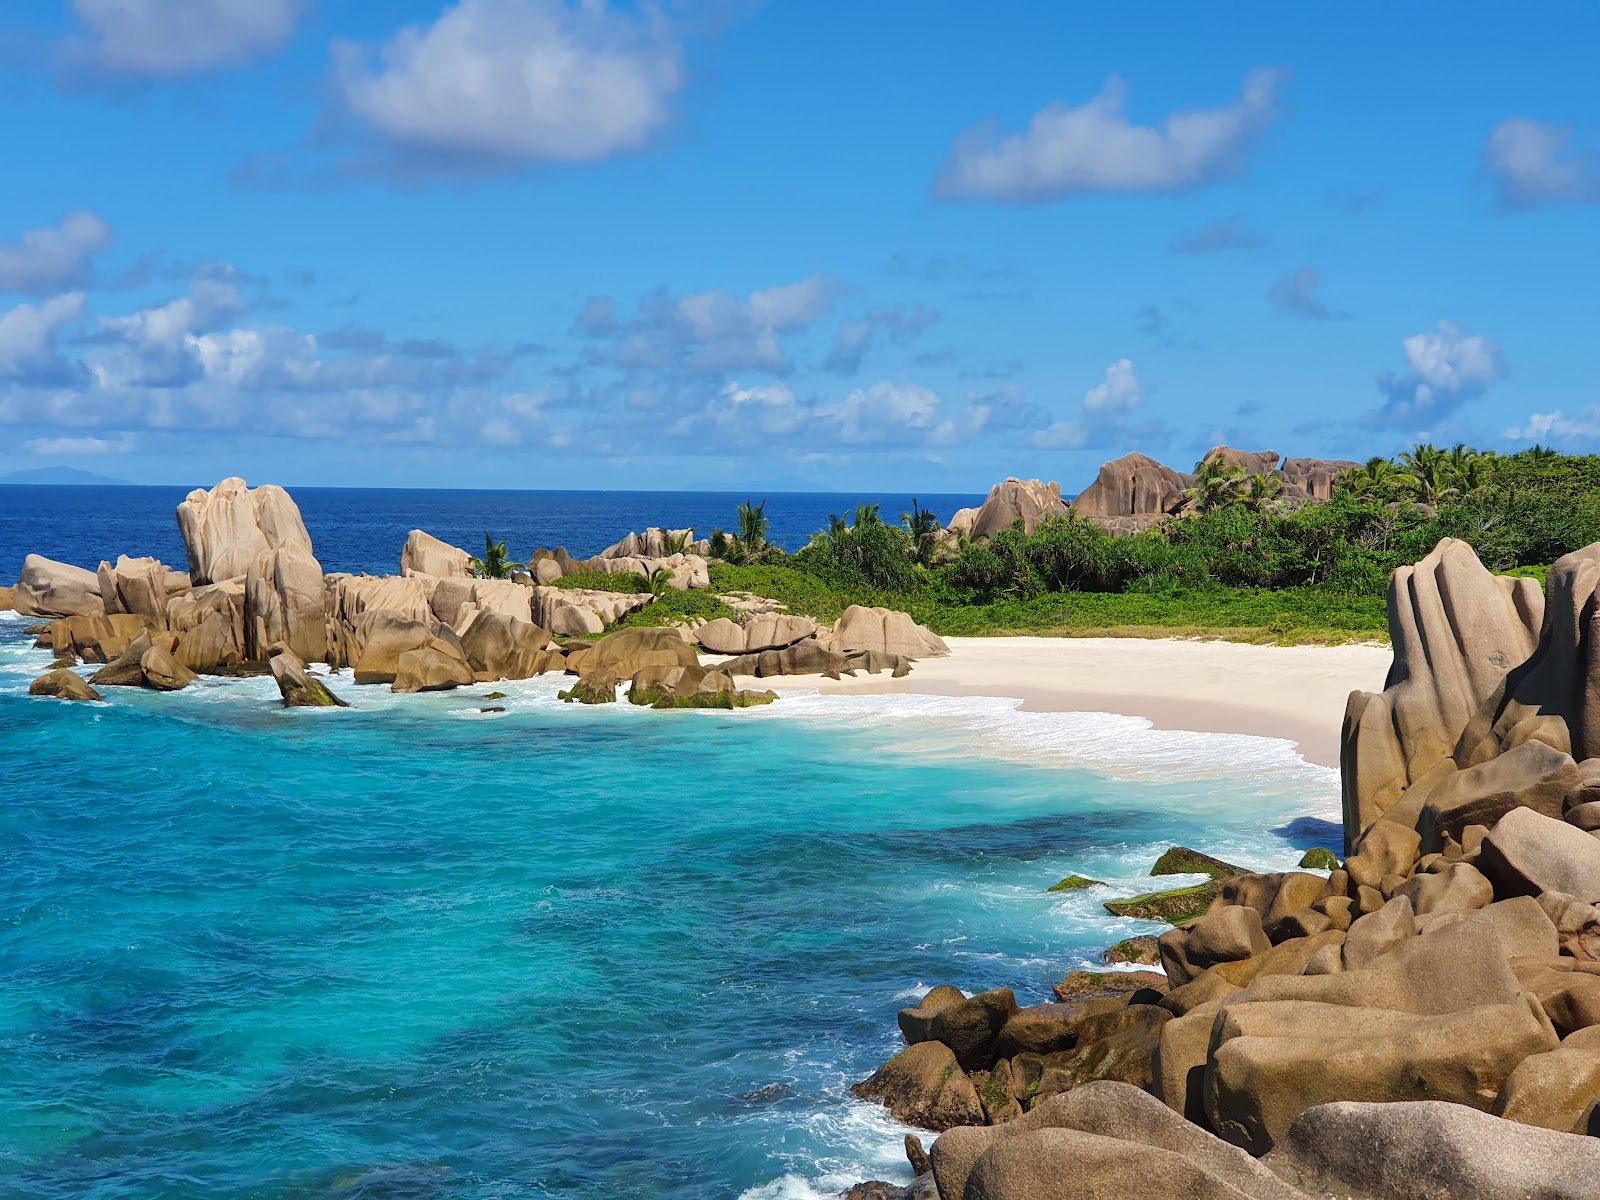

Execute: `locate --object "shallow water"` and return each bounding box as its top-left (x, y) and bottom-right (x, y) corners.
top-left (0, 611), bottom-right (1340, 1199)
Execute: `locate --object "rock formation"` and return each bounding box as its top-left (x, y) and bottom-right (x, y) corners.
top-left (947, 480), bottom-right (1071, 541)
top-left (268, 647), bottom-right (348, 708)
top-left (97, 555), bottom-right (186, 629)
top-left (695, 614), bottom-right (817, 655)
top-left (400, 530), bottom-right (472, 578)
top-left (14, 554), bottom-right (105, 619)
top-left (245, 540), bottom-right (327, 664)
top-left (176, 477), bottom-right (313, 585)
top-left (1069, 452), bottom-right (1192, 532)
top-left (826, 605), bottom-right (949, 658)
top-left (28, 668), bottom-right (102, 702)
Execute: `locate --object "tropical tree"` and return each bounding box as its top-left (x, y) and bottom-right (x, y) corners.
top-left (1398, 443), bottom-right (1458, 505)
top-left (1185, 458), bottom-right (1248, 513)
top-left (900, 498), bottom-right (944, 567)
top-left (661, 530), bottom-right (691, 556)
top-left (647, 565), bottom-right (676, 597)
top-left (469, 532), bottom-right (525, 579)
top-left (708, 527), bottom-right (731, 560)
top-left (853, 502), bottom-right (882, 528)
top-left (1241, 471), bottom-right (1285, 513)
top-left (1339, 456), bottom-right (1416, 503)
top-left (736, 499), bottom-right (769, 556)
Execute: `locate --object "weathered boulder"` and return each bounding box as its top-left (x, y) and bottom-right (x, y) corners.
top-left (0, 584), bottom-right (13, 610)
top-left (1277, 1099), bottom-right (1600, 1200)
top-left (1151, 846), bottom-right (1248, 880)
top-left (90, 631), bottom-right (155, 687)
top-left (1278, 456), bottom-right (1361, 502)
top-left (140, 644), bottom-right (196, 691)
top-left (1343, 819), bottom-right (1420, 890)
top-left (400, 529), bottom-right (472, 578)
top-left (624, 663), bottom-right (774, 709)
top-left (173, 610), bottom-right (238, 674)
top-left (563, 626), bottom-right (696, 680)
top-left (1393, 861), bottom-right (1493, 917)
top-left (851, 1040), bottom-right (985, 1132)
top-left (1159, 906), bottom-right (1270, 988)
top-left (269, 648), bottom-right (348, 708)
top-left (899, 986), bottom-right (967, 1045)
top-left (245, 541), bottom-right (327, 665)
top-left (1478, 805), bottom-right (1600, 903)
top-left (96, 555), bottom-right (176, 628)
top-left (929, 988), bottom-right (1021, 1072)
top-left (1418, 738), bottom-right (1582, 849)
top-left (464, 578), bottom-right (534, 621)
top-left (13, 554), bottom-right (105, 619)
top-left (827, 605), bottom-right (948, 659)
top-left (392, 647), bottom-right (474, 694)
top-left (1535, 891), bottom-right (1600, 960)
top-left (696, 613), bottom-right (818, 654)
top-left (1493, 1025), bottom-right (1600, 1133)
top-left (351, 614), bottom-right (459, 684)
top-left (598, 527), bottom-right (705, 560)
top-left (530, 585), bottom-right (650, 634)
top-left (1052, 969), bottom-right (1166, 1003)
top-left (28, 668), bottom-right (101, 702)
top-left (1515, 961), bottom-right (1600, 1037)
top-left (43, 613), bottom-right (147, 663)
top-left (177, 477), bottom-right (313, 585)
top-left (1031, 1005), bottom-right (1172, 1102)
top-left (458, 612), bottom-right (553, 681)
top-left (1340, 537), bottom-right (1542, 850)
top-left (721, 637), bottom-right (849, 678)
top-left (1071, 452), bottom-right (1192, 522)
top-left (558, 673), bottom-right (619, 704)
top-left (992, 998), bottom-right (1128, 1059)
top-left (947, 478), bottom-right (1072, 541)
top-left (932, 1082), bottom-right (1308, 1200)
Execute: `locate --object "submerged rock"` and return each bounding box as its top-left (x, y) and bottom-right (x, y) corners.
top-left (1047, 874), bottom-right (1106, 892)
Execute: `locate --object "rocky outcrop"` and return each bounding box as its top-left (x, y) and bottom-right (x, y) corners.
top-left (14, 554), bottom-right (105, 619)
top-left (530, 586), bottom-right (650, 637)
top-left (41, 613), bottom-right (147, 663)
top-left (269, 648), bottom-right (348, 708)
top-left (245, 541), bottom-right (327, 664)
top-left (695, 614), bottom-right (817, 654)
top-left (563, 626), bottom-right (697, 680)
top-left (400, 529), bottom-right (472, 578)
top-left (458, 612), bottom-right (555, 681)
top-left (598, 528), bottom-right (708, 560)
top-left (585, 552), bottom-right (710, 591)
top-left (826, 605), bottom-right (949, 659)
top-left (947, 479), bottom-right (1071, 541)
top-left (1070, 453), bottom-right (1192, 524)
top-left (1279, 457), bottom-right (1361, 502)
top-left (97, 555), bottom-right (184, 629)
top-left (851, 1041), bottom-right (986, 1132)
top-left (350, 613), bottom-right (463, 684)
top-left (29, 668), bottom-right (102, 701)
top-left (176, 477), bottom-right (313, 585)
top-left (0, 584), bottom-right (14, 610)
top-left (392, 647), bottom-right (474, 694)
top-left (1340, 537), bottom-right (1543, 848)
top-left (625, 663), bottom-right (776, 709)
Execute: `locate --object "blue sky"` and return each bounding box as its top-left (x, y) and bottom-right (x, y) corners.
top-left (0, 1), bottom-right (1596, 491)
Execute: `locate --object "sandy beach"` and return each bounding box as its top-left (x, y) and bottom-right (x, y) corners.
top-left (766, 636), bottom-right (1393, 768)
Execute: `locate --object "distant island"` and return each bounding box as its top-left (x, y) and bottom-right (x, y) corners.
top-left (0, 466), bottom-right (134, 486)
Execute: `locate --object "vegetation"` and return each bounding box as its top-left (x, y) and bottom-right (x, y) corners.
top-left (469, 532), bottom-right (524, 579)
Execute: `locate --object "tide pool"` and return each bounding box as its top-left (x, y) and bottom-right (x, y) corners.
top-left (0, 612), bottom-right (1339, 1199)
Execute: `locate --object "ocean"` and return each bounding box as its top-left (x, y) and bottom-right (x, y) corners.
top-left (0, 486), bottom-right (1341, 1199)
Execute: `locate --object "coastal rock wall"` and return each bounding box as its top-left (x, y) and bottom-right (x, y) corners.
top-left (14, 554), bottom-right (105, 619)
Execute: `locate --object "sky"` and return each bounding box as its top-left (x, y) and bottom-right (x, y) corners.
top-left (0, 0), bottom-right (1596, 492)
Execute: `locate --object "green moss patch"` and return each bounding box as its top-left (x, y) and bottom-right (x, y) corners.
top-left (1046, 874), bottom-right (1106, 892)
top-left (1150, 846), bottom-right (1246, 881)
top-left (1298, 847), bottom-right (1340, 871)
top-left (1103, 881), bottom-right (1221, 924)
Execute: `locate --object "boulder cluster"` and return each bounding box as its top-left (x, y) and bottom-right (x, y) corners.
top-left (947, 446), bottom-right (1359, 542)
top-left (13, 477), bottom-right (948, 711)
top-left (849, 534), bottom-right (1600, 1200)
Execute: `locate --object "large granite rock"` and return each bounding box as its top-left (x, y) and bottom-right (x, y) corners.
top-left (598, 527), bottom-right (706, 559)
top-left (351, 614), bottom-right (461, 684)
top-left (28, 668), bottom-right (102, 702)
top-left (97, 555), bottom-right (181, 629)
top-left (947, 478), bottom-right (1072, 541)
top-left (1478, 806), bottom-right (1600, 903)
top-left (176, 477), bottom-right (313, 585)
top-left (458, 612), bottom-right (553, 681)
top-left (1278, 457), bottom-right (1360, 501)
top-left (850, 1040), bottom-right (985, 1132)
top-left (400, 529), bottom-right (472, 578)
top-left (696, 613), bottom-right (817, 654)
top-left (392, 647), bottom-right (474, 693)
top-left (1493, 1026), bottom-right (1600, 1133)
top-left (1071, 452), bottom-right (1192, 522)
top-left (827, 605), bottom-right (948, 659)
top-left (530, 586), bottom-right (651, 635)
top-left (1340, 537), bottom-right (1543, 849)
top-left (14, 554), bottom-right (105, 619)
top-left (1277, 1099), bottom-right (1600, 1200)
top-left (245, 541), bottom-right (327, 665)
top-left (1417, 738), bottom-right (1580, 849)
top-left (269, 648), bottom-right (348, 708)
top-left (562, 626), bottom-right (697, 680)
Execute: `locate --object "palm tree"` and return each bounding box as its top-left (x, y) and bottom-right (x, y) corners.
top-left (736, 499), bottom-right (769, 556)
top-left (660, 530), bottom-right (691, 556)
top-left (469, 532), bottom-right (525, 579)
top-left (647, 565), bottom-right (676, 597)
top-left (1398, 443), bottom-right (1457, 505)
top-left (1339, 457), bottom-right (1416, 503)
top-left (853, 502), bottom-right (882, 528)
top-left (1184, 458), bottom-right (1247, 513)
top-left (1241, 472), bottom-right (1285, 513)
top-left (900, 498), bottom-right (943, 566)
top-left (1457, 452), bottom-right (1497, 495)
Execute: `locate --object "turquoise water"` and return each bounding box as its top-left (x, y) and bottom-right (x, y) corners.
top-left (0, 611), bottom-right (1339, 1199)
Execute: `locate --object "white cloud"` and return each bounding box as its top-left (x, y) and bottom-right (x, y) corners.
top-left (0, 293), bottom-right (87, 385)
top-left (672, 380), bottom-right (811, 441)
top-left (1033, 358), bottom-right (1145, 449)
top-left (68, 0), bottom-right (303, 76)
top-left (1268, 266), bottom-right (1348, 321)
top-left (334, 0), bottom-right (683, 168)
top-left (1503, 409), bottom-right (1600, 443)
top-left (1483, 118), bottom-right (1600, 209)
top-left (833, 380), bottom-right (941, 444)
top-left (23, 434), bottom-right (135, 456)
top-left (936, 69), bottom-right (1285, 203)
top-left (0, 211), bottom-right (113, 294)
top-left (1368, 321), bottom-right (1505, 429)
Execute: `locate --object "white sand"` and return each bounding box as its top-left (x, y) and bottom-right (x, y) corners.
top-left (765, 637), bottom-right (1393, 768)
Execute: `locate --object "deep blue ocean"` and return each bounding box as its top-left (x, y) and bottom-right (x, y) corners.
top-left (0, 486), bottom-right (1340, 1199)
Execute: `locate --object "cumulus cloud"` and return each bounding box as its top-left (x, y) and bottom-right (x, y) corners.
top-left (935, 69), bottom-right (1286, 203)
top-left (1367, 321), bottom-right (1506, 429)
top-left (1268, 267), bottom-right (1348, 321)
top-left (824, 306), bottom-right (939, 374)
top-left (577, 275), bottom-right (832, 375)
top-left (671, 380), bottom-right (811, 442)
top-left (0, 211), bottom-right (114, 294)
top-left (0, 293), bottom-right (88, 386)
top-left (1032, 358), bottom-right (1147, 449)
top-left (1503, 409), bottom-right (1600, 444)
top-left (831, 380), bottom-right (942, 444)
top-left (67, 0), bottom-right (304, 77)
top-left (1171, 216), bottom-right (1266, 254)
top-left (332, 0), bottom-right (683, 172)
top-left (1482, 118), bottom-right (1600, 209)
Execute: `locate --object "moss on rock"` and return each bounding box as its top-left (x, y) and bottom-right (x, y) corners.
top-left (1103, 881), bottom-right (1222, 924)
top-left (1047, 874), bottom-right (1107, 892)
top-left (1101, 935), bottom-right (1162, 966)
top-left (1298, 847), bottom-right (1340, 871)
top-left (1150, 846), bottom-right (1247, 881)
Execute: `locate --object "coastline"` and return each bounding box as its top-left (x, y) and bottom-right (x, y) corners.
top-left (759, 635), bottom-right (1392, 769)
